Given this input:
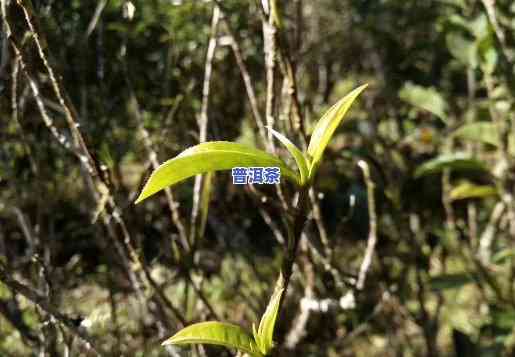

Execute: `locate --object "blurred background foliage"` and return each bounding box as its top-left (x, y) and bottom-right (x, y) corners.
top-left (1, 0), bottom-right (515, 356)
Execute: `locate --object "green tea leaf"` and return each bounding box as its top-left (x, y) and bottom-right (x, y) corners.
top-left (256, 274), bottom-right (285, 354)
top-left (452, 122), bottom-right (499, 146)
top-left (266, 126), bottom-right (309, 186)
top-left (429, 273), bottom-right (473, 291)
top-left (438, 0), bottom-right (467, 9)
top-left (478, 32), bottom-right (498, 74)
top-left (446, 32), bottom-right (478, 68)
top-left (469, 14), bottom-right (489, 40)
top-left (450, 181), bottom-right (497, 201)
top-left (135, 141), bottom-right (299, 203)
top-left (399, 82), bottom-right (448, 122)
top-left (492, 248), bottom-right (515, 264)
top-left (491, 308), bottom-right (515, 330)
top-left (162, 321), bottom-right (263, 357)
top-left (252, 323), bottom-right (259, 347)
top-left (307, 84), bottom-right (367, 179)
top-left (414, 153), bottom-right (488, 178)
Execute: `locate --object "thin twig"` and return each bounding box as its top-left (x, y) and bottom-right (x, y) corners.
top-left (285, 240), bottom-right (314, 348)
top-left (125, 84), bottom-right (190, 250)
top-left (478, 201), bottom-right (505, 263)
top-left (190, 4), bottom-right (220, 244)
top-left (186, 273), bottom-right (219, 321)
top-left (0, 0), bottom-right (9, 78)
top-left (9, 45), bottom-right (74, 151)
top-left (340, 291), bottom-right (389, 346)
top-left (481, 0), bottom-right (515, 67)
top-left (214, 2), bottom-right (267, 143)
top-left (356, 160), bottom-right (378, 290)
top-left (85, 0), bottom-right (108, 39)
top-left (8, 1), bottom-right (179, 330)
top-left (308, 188), bottom-right (331, 259)
top-left (262, 0), bottom-right (277, 153)
top-left (0, 263), bottom-right (104, 356)
top-left (17, 0), bottom-right (98, 177)
top-left (11, 207), bottom-right (37, 262)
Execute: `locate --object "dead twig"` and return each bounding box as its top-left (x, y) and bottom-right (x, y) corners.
top-left (0, 262), bottom-right (105, 356)
top-left (356, 160), bottom-right (378, 290)
top-left (190, 4), bottom-right (220, 245)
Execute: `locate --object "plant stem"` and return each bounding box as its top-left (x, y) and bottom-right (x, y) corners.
top-left (276, 187), bottom-right (310, 312)
top-left (0, 262), bottom-right (104, 356)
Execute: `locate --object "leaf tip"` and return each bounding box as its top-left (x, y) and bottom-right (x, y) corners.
top-left (161, 337), bottom-right (174, 346)
top-left (134, 189), bottom-right (149, 205)
top-left (134, 195), bottom-right (144, 205)
top-left (354, 83), bottom-right (369, 95)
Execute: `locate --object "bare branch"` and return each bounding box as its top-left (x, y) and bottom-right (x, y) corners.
top-left (262, 0), bottom-right (277, 152)
top-left (85, 0), bottom-right (108, 39)
top-left (0, 263), bottom-right (105, 356)
top-left (215, 3), bottom-right (267, 143)
top-left (356, 160), bottom-right (378, 290)
top-left (190, 4), bottom-right (220, 244)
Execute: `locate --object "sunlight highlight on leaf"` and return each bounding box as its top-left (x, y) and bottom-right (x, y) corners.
top-left (162, 321), bottom-right (264, 357)
top-left (266, 126), bottom-right (309, 186)
top-left (256, 273), bottom-right (285, 354)
top-left (307, 84), bottom-right (368, 179)
top-left (135, 141), bottom-right (299, 203)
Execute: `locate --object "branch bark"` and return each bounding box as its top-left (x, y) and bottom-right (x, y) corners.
top-left (0, 263), bottom-right (104, 356)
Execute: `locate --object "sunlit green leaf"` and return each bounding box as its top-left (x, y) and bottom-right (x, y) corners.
top-left (452, 122), bottom-right (499, 146)
top-left (429, 273), bottom-right (473, 291)
top-left (256, 274), bottom-right (285, 354)
top-left (135, 141), bottom-right (299, 203)
top-left (450, 181), bottom-right (497, 201)
top-left (414, 153), bottom-right (488, 178)
top-left (399, 82), bottom-right (448, 122)
top-left (446, 32), bottom-right (478, 68)
top-left (446, 14), bottom-right (472, 31)
top-left (0, 281), bottom-right (12, 299)
top-left (266, 127), bottom-right (309, 186)
top-left (445, 13), bottom-right (489, 40)
top-left (270, 0), bottom-right (282, 29)
top-left (478, 35), bottom-right (498, 74)
top-left (491, 308), bottom-right (515, 330)
top-left (307, 84), bottom-right (367, 179)
top-left (162, 321), bottom-right (263, 357)
top-left (492, 248), bottom-right (515, 264)
top-left (438, 0), bottom-right (467, 9)
top-left (469, 14), bottom-right (489, 40)
top-left (252, 323), bottom-right (259, 347)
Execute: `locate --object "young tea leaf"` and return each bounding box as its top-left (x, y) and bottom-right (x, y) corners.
top-left (307, 84), bottom-right (368, 180)
top-left (266, 126), bottom-right (309, 186)
top-left (414, 153), bottom-right (488, 178)
top-left (450, 181), bottom-right (497, 201)
top-left (135, 141), bottom-right (299, 203)
top-left (491, 308), bottom-right (515, 330)
top-left (429, 273), bottom-right (473, 292)
top-left (399, 82), bottom-right (448, 122)
top-left (446, 32), bottom-right (478, 69)
top-left (452, 122), bottom-right (499, 147)
top-left (257, 274), bottom-right (285, 355)
top-left (452, 120), bottom-right (515, 155)
top-left (162, 321), bottom-right (264, 357)
top-left (252, 323), bottom-right (260, 348)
